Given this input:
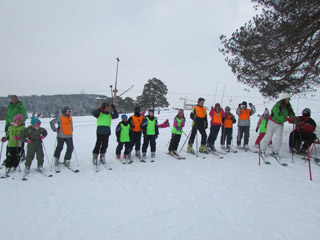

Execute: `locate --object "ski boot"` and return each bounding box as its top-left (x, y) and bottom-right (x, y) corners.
top-left (100, 153), bottom-right (106, 164)
top-left (92, 153), bottom-right (98, 165)
top-left (5, 168), bottom-right (10, 175)
top-left (116, 155), bottom-right (121, 159)
top-left (65, 160), bottom-right (71, 167)
top-left (37, 165), bottom-right (44, 173)
top-left (243, 145), bottom-right (249, 151)
top-left (136, 150), bottom-right (141, 158)
top-left (24, 166), bottom-right (30, 174)
top-left (199, 145), bottom-right (208, 154)
top-left (54, 157), bottom-right (59, 167)
top-left (260, 151), bottom-right (266, 161)
top-left (151, 152), bottom-right (155, 158)
top-left (187, 144), bottom-right (195, 154)
top-left (142, 152), bottom-right (146, 159)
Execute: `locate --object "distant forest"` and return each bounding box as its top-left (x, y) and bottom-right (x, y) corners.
top-left (0, 94), bottom-right (134, 119)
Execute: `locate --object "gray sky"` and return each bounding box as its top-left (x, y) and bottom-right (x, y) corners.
top-left (1, 0), bottom-right (319, 113)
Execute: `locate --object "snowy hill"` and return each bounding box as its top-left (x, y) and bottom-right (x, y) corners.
top-left (1, 110), bottom-right (320, 240)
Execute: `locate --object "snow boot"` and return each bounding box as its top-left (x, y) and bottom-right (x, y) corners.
top-left (187, 144), bottom-right (195, 154)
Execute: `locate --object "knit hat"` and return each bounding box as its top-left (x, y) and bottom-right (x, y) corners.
top-left (242, 101), bottom-right (247, 106)
top-left (62, 106), bottom-right (71, 114)
top-left (302, 108), bottom-right (311, 116)
top-left (121, 114), bottom-right (128, 120)
top-left (280, 92), bottom-right (291, 100)
top-left (134, 106), bottom-right (140, 112)
top-left (31, 116), bottom-right (41, 125)
top-left (149, 109), bottom-right (154, 113)
top-left (178, 109), bottom-right (184, 114)
top-left (14, 113), bottom-right (23, 122)
top-left (225, 106), bottom-right (231, 111)
top-left (263, 108), bottom-right (269, 115)
top-left (198, 97), bottom-right (205, 103)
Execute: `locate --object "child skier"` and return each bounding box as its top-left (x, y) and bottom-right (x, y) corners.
top-left (236, 101), bottom-right (256, 150)
top-left (220, 106), bottom-right (236, 150)
top-left (92, 102), bottom-right (118, 164)
top-left (50, 106), bottom-right (74, 168)
top-left (1, 114), bottom-right (25, 175)
top-left (128, 106), bottom-right (143, 158)
top-left (255, 108), bottom-right (272, 147)
top-left (20, 116), bottom-right (48, 174)
top-left (168, 109), bottom-right (186, 155)
top-left (187, 97), bottom-right (208, 154)
top-left (115, 114), bottom-right (132, 160)
top-left (141, 109), bottom-right (159, 159)
top-left (207, 103), bottom-right (225, 151)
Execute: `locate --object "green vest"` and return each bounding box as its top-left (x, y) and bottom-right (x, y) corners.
top-left (6, 125), bottom-right (25, 147)
top-left (259, 118), bottom-right (268, 133)
top-left (171, 117), bottom-right (184, 135)
top-left (146, 117), bottom-right (156, 135)
top-left (97, 112), bottom-right (112, 127)
top-left (120, 123), bottom-right (130, 142)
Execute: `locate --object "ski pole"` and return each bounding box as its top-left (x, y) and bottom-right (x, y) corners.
top-left (258, 142), bottom-right (261, 166)
top-left (72, 144), bottom-right (80, 168)
top-left (195, 131), bottom-right (199, 157)
top-left (0, 142), bottom-right (4, 166)
top-left (178, 130), bottom-right (191, 154)
top-left (291, 123), bottom-right (295, 163)
top-left (51, 138), bottom-right (57, 167)
top-left (307, 146), bottom-right (312, 181)
top-left (16, 145), bottom-right (28, 174)
top-left (165, 133), bottom-right (176, 148)
top-left (42, 142), bottom-right (53, 171)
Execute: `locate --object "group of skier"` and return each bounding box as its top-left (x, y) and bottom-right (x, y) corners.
top-left (0, 93), bottom-right (318, 178)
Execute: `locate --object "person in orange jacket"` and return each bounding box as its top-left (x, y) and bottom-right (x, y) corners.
top-left (128, 106), bottom-right (144, 158)
top-left (220, 106), bottom-right (236, 150)
top-left (206, 103), bottom-right (226, 151)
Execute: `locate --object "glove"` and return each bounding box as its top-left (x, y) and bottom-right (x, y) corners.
top-left (13, 136), bottom-right (20, 141)
top-left (255, 127), bottom-right (259, 133)
top-left (238, 103), bottom-right (241, 108)
top-left (111, 104), bottom-right (116, 110)
top-left (155, 135), bottom-right (158, 139)
top-left (27, 139), bottom-right (32, 144)
top-left (1, 137), bottom-right (6, 142)
top-left (249, 103), bottom-right (253, 107)
top-left (176, 127), bottom-right (182, 132)
top-left (56, 128), bottom-right (60, 133)
top-left (204, 121), bottom-right (208, 129)
top-left (40, 136), bottom-right (45, 140)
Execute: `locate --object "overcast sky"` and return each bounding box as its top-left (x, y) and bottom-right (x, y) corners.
top-left (1, 0), bottom-right (319, 112)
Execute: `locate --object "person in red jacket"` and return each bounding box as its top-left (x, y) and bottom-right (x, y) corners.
top-left (288, 108), bottom-right (317, 154)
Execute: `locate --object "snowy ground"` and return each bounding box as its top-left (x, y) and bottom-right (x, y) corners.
top-left (1, 110), bottom-right (320, 240)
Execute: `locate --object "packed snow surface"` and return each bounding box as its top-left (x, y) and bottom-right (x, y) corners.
top-left (1, 110), bottom-right (319, 240)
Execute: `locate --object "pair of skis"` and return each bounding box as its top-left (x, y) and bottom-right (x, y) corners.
top-left (22, 169), bottom-right (53, 181)
top-left (55, 163), bottom-right (80, 173)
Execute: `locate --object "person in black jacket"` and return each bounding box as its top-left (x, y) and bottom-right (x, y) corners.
top-left (91, 102), bottom-right (118, 164)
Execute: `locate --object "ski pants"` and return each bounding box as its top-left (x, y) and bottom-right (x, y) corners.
top-left (25, 141), bottom-right (44, 168)
top-left (207, 125), bottom-right (221, 146)
top-left (189, 125), bottom-right (207, 146)
top-left (289, 130), bottom-right (317, 151)
top-left (93, 134), bottom-right (110, 155)
top-left (255, 133), bottom-right (272, 146)
top-left (142, 135), bottom-right (156, 153)
top-left (116, 142), bottom-right (131, 156)
top-left (260, 121), bottom-right (283, 153)
top-left (237, 126), bottom-right (250, 146)
top-left (168, 133), bottom-right (182, 152)
top-left (6, 147), bottom-right (23, 168)
top-left (220, 127), bottom-right (233, 147)
top-left (131, 131), bottom-right (142, 152)
top-left (54, 137), bottom-right (73, 161)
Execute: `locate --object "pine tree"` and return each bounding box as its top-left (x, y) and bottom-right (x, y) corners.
top-left (220, 0), bottom-right (320, 97)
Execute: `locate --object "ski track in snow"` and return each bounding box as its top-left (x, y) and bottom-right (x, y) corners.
top-left (1, 111), bottom-right (320, 240)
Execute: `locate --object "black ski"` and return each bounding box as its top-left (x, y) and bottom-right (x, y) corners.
top-left (166, 152), bottom-right (186, 160)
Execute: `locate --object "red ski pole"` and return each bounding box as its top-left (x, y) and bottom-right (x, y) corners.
top-left (258, 142), bottom-right (261, 166)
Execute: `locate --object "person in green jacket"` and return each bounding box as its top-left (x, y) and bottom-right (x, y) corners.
top-left (1, 114), bottom-right (25, 174)
top-left (5, 95), bottom-right (27, 132)
top-left (260, 93), bottom-right (295, 159)
top-left (115, 114), bottom-right (132, 160)
top-left (20, 117), bottom-right (48, 174)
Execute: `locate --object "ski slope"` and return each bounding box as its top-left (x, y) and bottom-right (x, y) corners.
top-left (1, 110), bottom-right (320, 240)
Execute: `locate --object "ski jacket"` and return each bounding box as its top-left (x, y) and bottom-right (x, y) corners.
top-left (190, 105), bottom-right (208, 128)
top-left (115, 121), bottom-right (131, 142)
top-left (222, 113), bottom-right (236, 129)
top-left (171, 116), bottom-right (185, 135)
top-left (209, 107), bottom-right (226, 126)
top-left (92, 108), bottom-right (119, 135)
top-left (142, 115), bottom-right (159, 136)
top-left (128, 114), bottom-right (143, 132)
top-left (4, 125), bottom-right (25, 147)
top-left (236, 106), bottom-right (256, 127)
top-left (20, 125), bottom-right (48, 143)
top-left (50, 114), bottom-right (73, 138)
top-left (270, 101), bottom-right (295, 124)
top-left (5, 101), bottom-right (27, 130)
top-left (287, 116), bottom-right (316, 133)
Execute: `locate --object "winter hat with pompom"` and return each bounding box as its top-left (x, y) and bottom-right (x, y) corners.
top-left (14, 113), bottom-right (23, 122)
